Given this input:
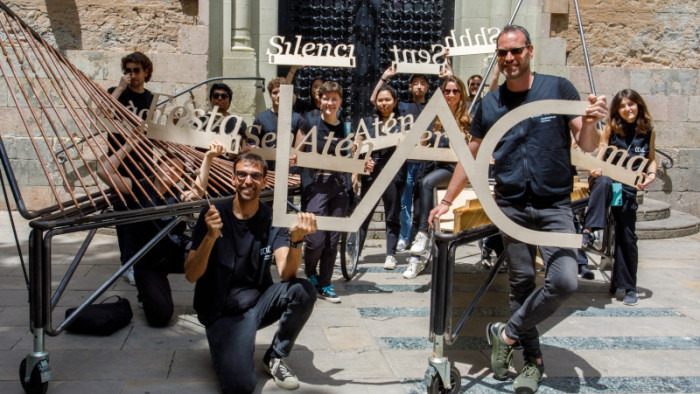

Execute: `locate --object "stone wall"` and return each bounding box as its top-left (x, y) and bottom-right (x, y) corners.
top-left (548, 0), bottom-right (700, 216)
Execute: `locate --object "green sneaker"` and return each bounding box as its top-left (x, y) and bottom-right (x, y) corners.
top-left (513, 358), bottom-right (544, 394)
top-left (485, 322), bottom-right (513, 380)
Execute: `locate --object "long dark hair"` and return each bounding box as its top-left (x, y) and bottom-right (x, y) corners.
top-left (434, 76), bottom-right (470, 135)
top-left (373, 85), bottom-right (401, 120)
top-left (607, 89), bottom-right (653, 136)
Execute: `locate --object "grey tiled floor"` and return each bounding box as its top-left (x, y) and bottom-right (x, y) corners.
top-left (1, 213), bottom-right (699, 393)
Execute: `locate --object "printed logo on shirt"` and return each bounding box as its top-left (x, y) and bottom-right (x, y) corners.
top-left (538, 115), bottom-right (557, 123)
top-left (633, 147), bottom-right (647, 154)
top-left (260, 245), bottom-right (272, 259)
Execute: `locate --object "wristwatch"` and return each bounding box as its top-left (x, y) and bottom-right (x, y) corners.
top-left (289, 239), bottom-right (304, 249)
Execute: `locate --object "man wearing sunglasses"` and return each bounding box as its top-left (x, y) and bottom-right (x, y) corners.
top-left (185, 152), bottom-right (318, 393)
top-left (429, 25), bottom-right (608, 393)
top-left (200, 83), bottom-right (247, 136)
top-left (109, 51), bottom-right (154, 120)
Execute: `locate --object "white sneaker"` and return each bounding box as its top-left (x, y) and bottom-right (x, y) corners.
top-left (403, 256), bottom-right (426, 279)
top-left (123, 266), bottom-right (136, 286)
top-left (396, 238), bottom-right (408, 252)
top-left (410, 232), bottom-right (429, 255)
top-left (384, 255), bottom-right (397, 270)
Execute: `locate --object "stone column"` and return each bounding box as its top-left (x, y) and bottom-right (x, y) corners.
top-left (221, 0), bottom-right (257, 122)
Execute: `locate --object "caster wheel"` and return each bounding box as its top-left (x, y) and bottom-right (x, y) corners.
top-left (19, 359), bottom-right (48, 394)
top-left (428, 365), bottom-right (461, 394)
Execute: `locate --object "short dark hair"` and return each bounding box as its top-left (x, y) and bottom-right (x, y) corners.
top-left (121, 52), bottom-right (153, 82)
top-left (233, 152), bottom-right (268, 177)
top-left (409, 74), bottom-right (429, 84)
top-left (209, 83), bottom-right (233, 100)
top-left (497, 25), bottom-right (532, 47)
top-left (318, 81), bottom-right (343, 100)
top-left (267, 77), bottom-right (287, 94)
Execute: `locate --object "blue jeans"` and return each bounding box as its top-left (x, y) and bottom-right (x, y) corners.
top-left (400, 162), bottom-right (421, 241)
top-left (205, 278), bottom-right (316, 394)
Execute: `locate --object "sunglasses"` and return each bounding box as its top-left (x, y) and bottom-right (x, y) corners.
top-left (234, 171), bottom-right (264, 182)
top-left (212, 93), bottom-right (230, 100)
top-left (496, 46), bottom-right (527, 57)
top-left (124, 67), bottom-right (141, 74)
top-left (443, 89), bottom-right (460, 95)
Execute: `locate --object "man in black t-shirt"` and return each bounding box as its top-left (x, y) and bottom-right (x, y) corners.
top-left (108, 51), bottom-right (154, 120)
top-left (251, 77), bottom-right (311, 171)
top-left (185, 153), bottom-right (317, 393)
top-left (429, 25), bottom-right (608, 393)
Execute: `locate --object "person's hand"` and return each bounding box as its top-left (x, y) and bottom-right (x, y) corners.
top-left (637, 172), bottom-right (656, 191)
top-left (351, 173), bottom-right (360, 195)
top-left (205, 206), bottom-right (222, 239)
top-left (289, 153), bottom-right (297, 168)
top-left (205, 141), bottom-right (226, 159)
top-left (364, 157), bottom-right (375, 173)
top-left (589, 168), bottom-right (602, 179)
top-left (289, 212), bottom-right (317, 242)
top-left (439, 66), bottom-right (454, 79)
top-left (428, 203), bottom-right (450, 229)
top-left (118, 74), bottom-right (131, 90)
top-left (382, 66), bottom-right (397, 81)
top-left (584, 94), bottom-right (608, 125)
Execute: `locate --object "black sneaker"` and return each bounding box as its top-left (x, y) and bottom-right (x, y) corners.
top-left (579, 264), bottom-right (594, 280)
top-left (485, 322), bottom-right (513, 381)
top-left (513, 358), bottom-right (544, 394)
top-left (623, 289), bottom-right (638, 306)
top-left (264, 357), bottom-right (299, 390)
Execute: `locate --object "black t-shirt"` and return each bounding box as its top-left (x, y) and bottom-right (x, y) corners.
top-left (252, 108), bottom-right (311, 171)
top-left (190, 201), bottom-right (289, 315)
top-left (107, 86), bottom-right (154, 120)
top-left (120, 181), bottom-right (186, 265)
top-left (309, 119), bottom-right (346, 156)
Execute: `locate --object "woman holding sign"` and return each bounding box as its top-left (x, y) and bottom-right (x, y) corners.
top-left (405, 76), bottom-right (471, 279)
top-left (583, 89), bottom-right (657, 306)
top-left (353, 86), bottom-right (407, 271)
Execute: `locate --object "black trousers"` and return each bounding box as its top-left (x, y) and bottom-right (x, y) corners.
top-left (357, 161), bottom-right (406, 256)
top-left (585, 176), bottom-right (639, 290)
top-left (206, 279), bottom-right (316, 394)
top-left (302, 173), bottom-right (349, 288)
top-left (133, 244), bottom-right (187, 327)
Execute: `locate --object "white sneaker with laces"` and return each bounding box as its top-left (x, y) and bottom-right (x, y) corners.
top-left (384, 255), bottom-right (397, 270)
top-left (410, 232), bottom-right (429, 255)
top-left (403, 256), bottom-right (426, 279)
top-left (396, 238), bottom-right (408, 252)
top-left (123, 266), bottom-right (136, 286)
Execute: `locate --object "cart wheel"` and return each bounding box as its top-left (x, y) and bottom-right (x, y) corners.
top-left (19, 359), bottom-right (48, 394)
top-left (428, 365), bottom-right (461, 394)
top-left (340, 232), bottom-right (360, 280)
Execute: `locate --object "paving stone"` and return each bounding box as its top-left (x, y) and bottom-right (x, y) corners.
top-left (49, 349), bottom-right (174, 380)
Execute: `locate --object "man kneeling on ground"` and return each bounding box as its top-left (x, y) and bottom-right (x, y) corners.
top-left (184, 152), bottom-right (317, 393)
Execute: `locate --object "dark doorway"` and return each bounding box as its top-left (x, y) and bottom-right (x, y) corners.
top-left (278, 0), bottom-right (454, 125)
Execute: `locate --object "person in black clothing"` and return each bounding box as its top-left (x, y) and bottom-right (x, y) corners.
top-left (299, 76), bottom-right (325, 126)
top-left (107, 51), bottom-right (156, 285)
top-left (370, 68), bottom-right (430, 253)
top-left (108, 51), bottom-right (154, 120)
top-left (251, 77), bottom-right (311, 171)
top-left (354, 85), bottom-right (406, 270)
top-left (184, 153), bottom-right (317, 393)
top-left (429, 25), bottom-right (608, 393)
top-left (299, 81), bottom-right (373, 303)
top-left (583, 89), bottom-right (657, 305)
top-left (200, 83), bottom-right (247, 137)
top-left (96, 139), bottom-right (226, 327)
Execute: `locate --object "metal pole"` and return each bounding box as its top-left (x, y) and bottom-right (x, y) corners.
top-left (468, 0), bottom-right (525, 114)
top-left (573, 0), bottom-right (597, 96)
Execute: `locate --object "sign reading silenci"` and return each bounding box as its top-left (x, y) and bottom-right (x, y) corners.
top-left (266, 35), bottom-right (356, 68)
